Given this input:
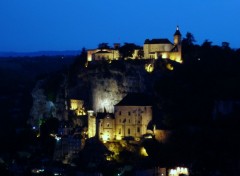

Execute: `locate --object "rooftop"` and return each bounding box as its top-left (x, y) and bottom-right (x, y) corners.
top-left (115, 93), bottom-right (153, 106)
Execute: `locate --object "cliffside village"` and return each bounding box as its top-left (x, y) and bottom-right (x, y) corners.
top-left (29, 26), bottom-right (189, 176)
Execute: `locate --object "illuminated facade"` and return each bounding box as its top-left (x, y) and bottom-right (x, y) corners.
top-left (168, 167), bottom-right (189, 176)
top-left (69, 99), bottom-right (86, 116)
top-left (87, 44), bottom-right (120, 62)
top-left (87, 26), bottom-right (182, 63)
top-left (114, 103), bottom-right (152, 141)
top-left (87, 110), bottom-right (96, 138)
top-left (144, 26), bottom-right (182, 63)
top-left (98, 113), bottom-right (115, 142)
top-left (87, 94), bottom-right (153, 142)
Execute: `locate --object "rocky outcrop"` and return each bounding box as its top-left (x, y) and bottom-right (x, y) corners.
top-left (30, 60), bottom-right (161, 126)
top-left (29, 75), bottom-right (67, 127)
top-left (29, 80), bottom-right (56, 127)
top-left (70, 61), bottom-right (154, 113)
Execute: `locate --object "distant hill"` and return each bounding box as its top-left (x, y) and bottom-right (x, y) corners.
top-left (0, 50), bottom-right (81, 57)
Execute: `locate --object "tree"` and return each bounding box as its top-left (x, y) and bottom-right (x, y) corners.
top-left (182, 32), bottom-right (196, 46)
top-left (201, 39), bottom-right (212, 48)
top-left (137, 49), bottom-right (144, 59)
top-left (119, 43), bottom-right (140, 59)
top-left (181, 32), bottom-right (198, 62)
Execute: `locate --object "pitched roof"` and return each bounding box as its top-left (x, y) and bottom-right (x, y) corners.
top-left (174, 30), bottom-right (181, 36)
top-left (115, 93), bottom-right (153, 106)
top-left (144, 38), bottom-right (172, 44)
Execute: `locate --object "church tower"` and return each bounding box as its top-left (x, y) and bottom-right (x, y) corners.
top-left (88, 110), bottom-right (96, 138)
top-left (174, 26), bottom-right (182, 45)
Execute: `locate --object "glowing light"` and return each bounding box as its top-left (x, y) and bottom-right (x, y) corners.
top-left (169, 167), bottom-right (189, 176)
top-left (140, 147), bottom-right (148, 156)
top-left (169, 169), bottom-right (177, 175)
top-left (102, 133), bottom-right (109, 143)
top-left (31, 168), bottom-right (45, 174)
top-left (55, 136), bottom-right (61, 141)
top-left (162, 53), bottom-right (168, 59)
top-left (145, 64), bottom-right (154, 73)
top-left (166, 63), bottom-right (174, 71)
top-left (116, 135), bottom-right (122, 140)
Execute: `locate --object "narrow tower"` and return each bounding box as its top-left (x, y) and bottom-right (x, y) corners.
top-left (88, 110), bottom-right (96, 138)
top-left (174, 26), bottom-right (182, 45)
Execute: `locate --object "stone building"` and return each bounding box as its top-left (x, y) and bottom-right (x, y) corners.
top-left (69, 99), bottom-right (86, 116)
top-left (87, 43), bottom-right (120, 62)
top-left (87, 26), bottom-right (182, 63)
top-left (114, 93), bottom-right (152, 141)
top-left (87, 93), bottom-right (153, 142)
top-left (98, 113), bottom-right (115, 141)
top-left (143, 26), bottom-right (182, 63)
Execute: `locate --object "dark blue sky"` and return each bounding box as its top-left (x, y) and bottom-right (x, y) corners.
top-left (1, 0), bottom-right (240, 52)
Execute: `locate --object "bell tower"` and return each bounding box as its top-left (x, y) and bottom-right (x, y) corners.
top-left (174, 26), bottom-right (182, 45)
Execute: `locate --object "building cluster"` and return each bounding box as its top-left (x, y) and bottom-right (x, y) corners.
top-left (87, 26), bottom-right (182, 63)
top-left (70, 93), bottom-right (156, 143)
top-left (89, 93), bottom-right (153, 142)
top-left (47, 26), bottom-right (181, 165)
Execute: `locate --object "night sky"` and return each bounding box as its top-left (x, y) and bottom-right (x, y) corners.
top-left (0, 0), bottom-right (240, 52)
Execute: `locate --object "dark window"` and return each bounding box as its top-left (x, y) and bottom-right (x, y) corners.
top-left (128, 112), bottom-right (131, 116)
top-left (128, 128), bottom-right (130, 135)
top-left (107, 123), bottom-right (110, 127)
top-left (137, 127), bottom-right (140, 133)
top-left (119, 111), bottom-right (121, 115)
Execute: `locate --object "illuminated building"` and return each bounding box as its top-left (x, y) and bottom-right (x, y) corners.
top-left (87, 93), bottom-right (153, 142)
top-left (69, 99), bottom-right (86, 116)
top-left (87, 110), bottom-right (96, 138)
top-left (114, 93), bottom-right (152, 141)
top-left (98, 113), bottom-right (115, 142)
top-left (87, 26), bottom-right (182, 63)
top-left (87, 43), bottom-right (120, 62)
top-left (168, 167), bottom-right (189, 176)
top-left (143, 26), bottom-right (182, 63)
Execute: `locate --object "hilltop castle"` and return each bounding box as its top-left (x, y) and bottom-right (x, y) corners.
top-left (87, 26), bottom-right (182, 63)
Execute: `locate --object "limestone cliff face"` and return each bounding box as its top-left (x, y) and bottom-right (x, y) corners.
top-left (29, 80), bottom-right (55, 126)
top-left (30, 61), bottom-right (159, 126)
top-left (70, 61), bottom-right (155, 113)
top-left (30, 75), bottom-right (67, 127)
